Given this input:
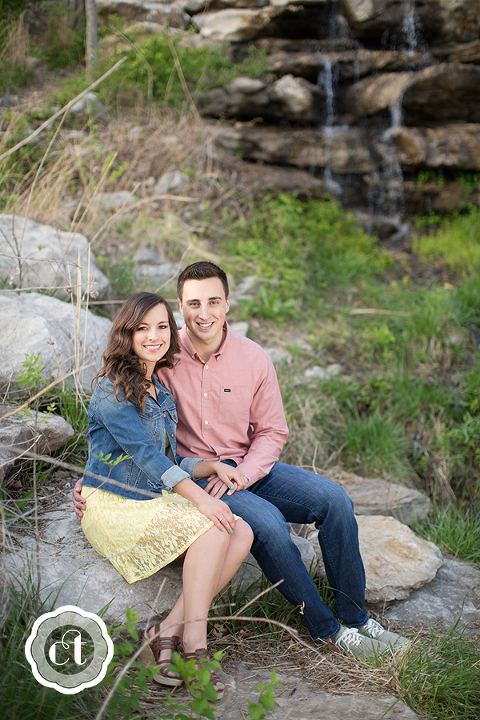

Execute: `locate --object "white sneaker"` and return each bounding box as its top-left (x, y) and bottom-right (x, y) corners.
top-left (332, 625), bottom-right (389, 659)
top-left (358, 618), bottom-right (411, 653)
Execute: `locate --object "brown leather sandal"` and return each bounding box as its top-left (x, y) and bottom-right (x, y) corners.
top-left (138, 624), bottom-right (183, 687)
top-left (183, 648), bottom-right (225, 699)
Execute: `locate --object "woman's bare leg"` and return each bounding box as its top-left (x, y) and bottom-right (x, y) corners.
top-left (149, 519), bottom-right (252, 667)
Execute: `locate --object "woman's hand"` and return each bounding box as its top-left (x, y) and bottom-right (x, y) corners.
top-left (214, 463), bottom-right (250, 494)
top-left (73, 477), bottom-right (85, 520)
top-left (196, 496), bottom-right (236, 534)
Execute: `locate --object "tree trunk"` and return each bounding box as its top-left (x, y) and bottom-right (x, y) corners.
top-left (85, 0), bottom-right (98, 83)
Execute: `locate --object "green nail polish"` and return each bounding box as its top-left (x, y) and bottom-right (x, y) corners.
top-left (230, 530), bottom-right (234, 534)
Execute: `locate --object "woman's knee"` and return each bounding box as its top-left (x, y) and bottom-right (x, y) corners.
top-left (234, 518), bottom-right (254, 551)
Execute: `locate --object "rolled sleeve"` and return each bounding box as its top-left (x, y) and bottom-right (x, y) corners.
top-left (161, 464), bottom-right (190, 490)
top-left (178, 456), bottom-right (202, 478)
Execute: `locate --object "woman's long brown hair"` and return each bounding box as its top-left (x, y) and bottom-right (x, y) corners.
top-left (94, 292), bottom-right (180, 410)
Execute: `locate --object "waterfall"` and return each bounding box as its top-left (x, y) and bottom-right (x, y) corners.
top-left (401, 0), bottom-right (420, 54)
top-left (317, 60), bottom-right (343, 196)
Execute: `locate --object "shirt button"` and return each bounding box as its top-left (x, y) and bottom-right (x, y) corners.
top-left (205, 420), bottom-right (209, 425)
top-left (204, 393), bottom-right (208, 397)
top-left (205, 365), bottom-right (209, 369)
top-left (171, 433), bottom-right (175, 438)
top-left (163, 413), bottom-right (167, 417)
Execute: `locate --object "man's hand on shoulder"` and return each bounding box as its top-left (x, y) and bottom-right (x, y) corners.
top-left (73, 477), bottom-right (85, 520)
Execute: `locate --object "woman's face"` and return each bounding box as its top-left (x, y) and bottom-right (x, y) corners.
top-left (132, 303), bottom-right (171, 375)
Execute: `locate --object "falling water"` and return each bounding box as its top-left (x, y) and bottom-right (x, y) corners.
top-left (317, 60), bottom-right (343, 196)
top-left (401, 0), bottom-right (420, 54)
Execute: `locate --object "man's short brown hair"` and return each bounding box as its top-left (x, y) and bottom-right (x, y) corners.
top-left (177, 262), bottom-right (229, 300)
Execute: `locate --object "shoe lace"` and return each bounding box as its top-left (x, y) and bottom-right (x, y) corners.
top-left (364, 619), bottom-right (383, 639)
top-left (336, 628), bottom-right (362, 649)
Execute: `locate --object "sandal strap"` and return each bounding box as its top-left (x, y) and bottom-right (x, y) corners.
top-left (183, 648), bottom-right (223, 687)
top-left (146, 624), bottom-right (180, 664)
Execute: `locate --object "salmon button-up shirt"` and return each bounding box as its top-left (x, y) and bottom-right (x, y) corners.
top-left (157, 324), bottom-right (289, 485)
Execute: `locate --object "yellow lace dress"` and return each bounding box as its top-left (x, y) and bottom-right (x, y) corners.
top-left (81, 435), bottom-right (213, 584)
top-left (81, 485), bottom-right (214, 584)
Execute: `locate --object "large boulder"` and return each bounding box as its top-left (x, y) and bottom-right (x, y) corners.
top-left (0, 215), bottom-right (109, 300)
top-left (357, 516), bottom-right (443, 603)
top-left (97, 0), bottom-right (191, 29)
top-left (384, 556), bottom-right (480, 634)
top-left (343, 64), bottom-right (480, 125)
top-left (214, 124), bottom-right (375, 173)
top-left (199, 74), bottom-right (323, 123)
top-left (1, 499), bottom-right (316, 625)
top-left (306, 515), bottom-right (443, 603)
top-left (192, 7), bottom-right (283, 41)
top-left (0, 293), bottom-right (112, 392)
top-left (326, 467), bottom-right (431, 525)
top-left (392, 124), bottom-right (480, 170)
top-left (0, 405), bottom-right (74, 483)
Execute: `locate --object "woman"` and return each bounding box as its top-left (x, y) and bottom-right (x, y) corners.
top-left (81, 292), bottom-right (253, 696)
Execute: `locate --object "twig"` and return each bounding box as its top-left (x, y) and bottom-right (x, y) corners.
top-left (349, 308), bottom-right (412, 316)
top-left (0, 57), bottom-right (128, 162)
top-left (167, 36), bottom-right (201, 121)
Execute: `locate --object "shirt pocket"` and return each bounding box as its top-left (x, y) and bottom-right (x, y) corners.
top-left (218, 386), bottom-right (251, 423)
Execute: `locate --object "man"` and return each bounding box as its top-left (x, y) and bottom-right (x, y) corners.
top-left (75, 261), bottom-right (409, 658)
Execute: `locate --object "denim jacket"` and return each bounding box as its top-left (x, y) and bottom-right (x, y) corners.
top-left (84, 375), bottom-right (200, 500)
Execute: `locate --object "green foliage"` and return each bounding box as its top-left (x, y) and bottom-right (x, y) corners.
top-left (412, 205), bottom-right (480, 272)
top-left (55, 33), bottom-right (271, 112)
top-left (0, 0), bottom-right (43, 20)
top-left (342, 410), bottom-right (411, 479)
top-left (16, 353), bottom-right (46, 392)
top-left (395, 624), bottom-right (480, 720)
top-left (248, 672), bottom-right (280, 720)
top-left (412, 503), bottom-right (480, 564)
top-left (221, 195), bottom-right (389, 318)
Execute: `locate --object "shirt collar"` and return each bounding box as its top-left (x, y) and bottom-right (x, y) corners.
top-left (179, 323), bottom-right (229, 361)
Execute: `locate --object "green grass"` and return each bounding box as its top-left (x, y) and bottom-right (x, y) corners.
top-left (412, 206), bottom-right (480, 272)
top-left (411, 503), bottom-right (480, 564)
top-left (394, 625), bottom-right (480, 720)
top-left (54, 32), bottom-right (271, 112)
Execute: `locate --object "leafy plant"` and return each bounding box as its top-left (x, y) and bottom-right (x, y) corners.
top-left (412, 205), bottom-right (480, 272)
top-left (55, 32), bottom-right (271, 112)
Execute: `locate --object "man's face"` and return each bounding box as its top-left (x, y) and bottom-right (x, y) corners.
top-left (179, 277), bottom-right (229, 352)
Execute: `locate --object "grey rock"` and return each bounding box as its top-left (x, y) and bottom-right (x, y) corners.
top-left (97, 0), bottom-right (190, 29)
top-left (265, 347), bottom-right (292, 364)
top-left (91, 191), bottom-right (138, 211)
top-left (2, 501), bottom-right (315, 625)
top-left (384, 557), bottom-right (480, 634)
top-left (132, 248), bottom-right (163, 264)
top-left (134, 261), bottom-right (178, 286)
top-left (229, 321), bottom-right (249, 337)
top-left (193, 7), bottom-right (283, 42)
top-left (358, 516), bottom-right (443, 603)
top-left (0, 406), bottom-right (74, 483)
top-left (0, 214), bottom-right (109, 299)
top-left (327, 467), bottom-right (431, 525)
top-left (0, 293), bottom-right (112, 392)
top-left (155, 170), bottom-right (189, 196)
top-left (69, 92), bottom-right (108, 119)
top-left (0, 95), bottom-right (19, 107)
top-left (218, 666), bottom-right (419, 719)
top-left (300, 363), bottom-right (342, 382)
top-left (173, 310), bottom-right (185, 328)
top-left (306, 515), bottom-right (442, 603)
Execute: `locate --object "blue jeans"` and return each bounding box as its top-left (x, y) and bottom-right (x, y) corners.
top-left (196, 461), bottom-right (368, 640)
